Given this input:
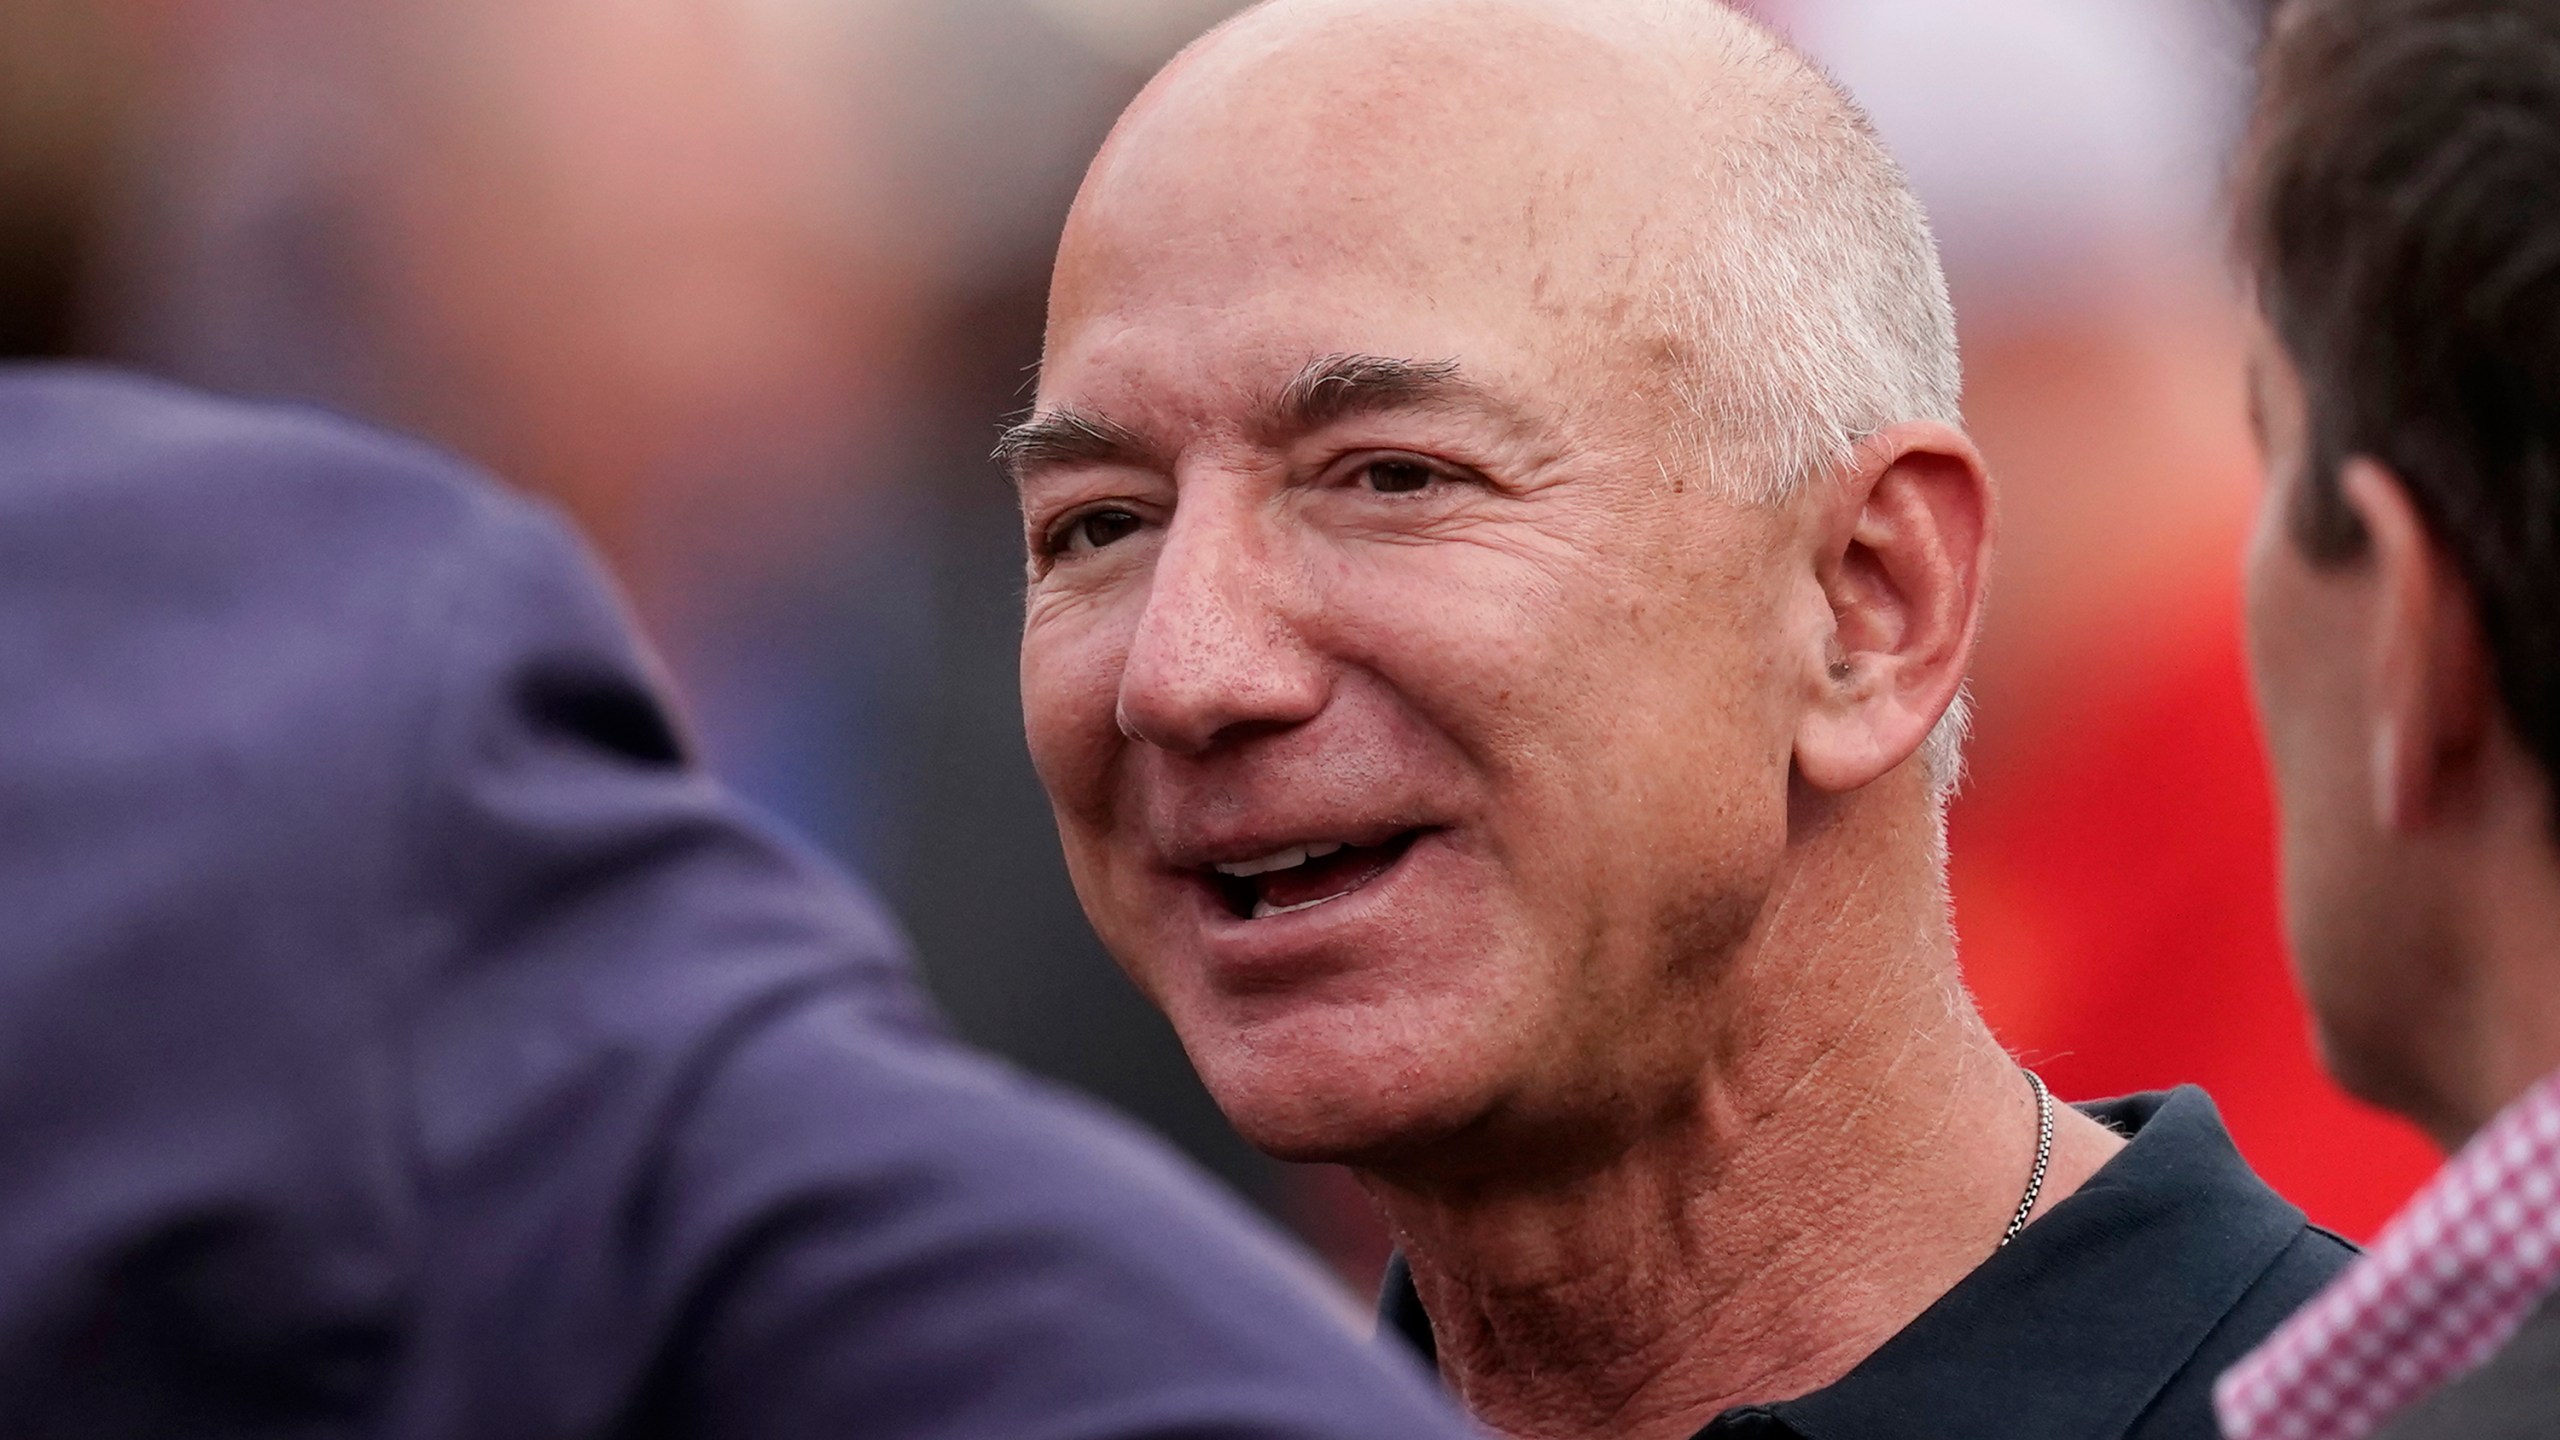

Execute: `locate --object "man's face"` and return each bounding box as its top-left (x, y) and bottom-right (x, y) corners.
top-left (1012, 16), bottom-right (1812, 1167)
top-left (2241, 326), bottom-right (2452, 1113)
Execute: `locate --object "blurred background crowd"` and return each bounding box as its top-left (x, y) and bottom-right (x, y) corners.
top-left (0, 0), bottom-right (2437, 1292)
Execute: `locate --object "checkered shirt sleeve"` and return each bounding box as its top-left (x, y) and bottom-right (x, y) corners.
top-left (2214, 1067), bottom-right (2560, 1440)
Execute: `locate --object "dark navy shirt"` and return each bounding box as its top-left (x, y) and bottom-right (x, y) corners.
top-left (0, 367), bottom-right (1474, 1440)
top-left (1383, 1088), bottom-right (2355, 1439)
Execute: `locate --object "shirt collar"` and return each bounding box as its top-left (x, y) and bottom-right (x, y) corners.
top-left (2215, 1066), bottom-right (2560, 1440)
top-left (1382, 1087), bottom-right (2313, 1440)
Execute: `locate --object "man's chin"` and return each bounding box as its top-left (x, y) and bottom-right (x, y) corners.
top-left (2312, 1004), bottom-right (2468, 1148)
top-left (1189, 1044), bottom-right (1494, 1167)
top-left (1222, 1094), bottom-right (1479, 1167)
top-left (2290, 909), bottom-right (2471, 1144)
top-left (1155, 959), bottom-right (1534, 1164)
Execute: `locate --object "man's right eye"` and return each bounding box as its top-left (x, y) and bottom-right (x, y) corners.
top-left (1053, 507), bottom-right (1143, 556)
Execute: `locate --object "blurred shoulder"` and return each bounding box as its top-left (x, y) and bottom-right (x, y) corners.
top-left (639, 994), bottom-right (1468, 1440)
top-left (0, 364), bottom-right (563, 575)
top-left (1, 365), bottom-right (465, 494)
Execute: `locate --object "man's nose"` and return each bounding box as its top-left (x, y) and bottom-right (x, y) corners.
top-left (1115, 496), bottom-right (1327, 755)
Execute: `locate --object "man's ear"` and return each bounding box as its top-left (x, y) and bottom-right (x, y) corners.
top-left (1794, 422), bottom-right (1994, 795)
top-left (2345, 459), bottom-right (2493, 832)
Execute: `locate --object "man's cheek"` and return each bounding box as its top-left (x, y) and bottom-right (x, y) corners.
top-left (1021, 641), bottom-right (1132, 803)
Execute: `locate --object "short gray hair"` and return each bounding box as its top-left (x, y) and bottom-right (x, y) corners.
top-left (1641, 5), bottom-right (1971, 797)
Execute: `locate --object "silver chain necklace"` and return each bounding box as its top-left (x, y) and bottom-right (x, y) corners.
top-left (1998, 1069), bottom-right (2055, 1249)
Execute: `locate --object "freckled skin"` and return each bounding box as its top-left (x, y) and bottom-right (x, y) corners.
top-left (1016, 1), bottom-right (1820, 1172)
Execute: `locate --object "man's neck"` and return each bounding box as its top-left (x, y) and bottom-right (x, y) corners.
top-left (1362, 822), bottom-right (2123, 1440)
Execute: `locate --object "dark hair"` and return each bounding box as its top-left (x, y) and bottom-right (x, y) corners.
top-left (2240, 0), bottom-right (2560, 780)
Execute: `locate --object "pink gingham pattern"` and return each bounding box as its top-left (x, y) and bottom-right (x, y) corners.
top-left (2214, 1067), bottom-right (2560, 1440)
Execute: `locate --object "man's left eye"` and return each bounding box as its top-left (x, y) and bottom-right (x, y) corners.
top-left (1360, 458), bottom-right (1437, 494)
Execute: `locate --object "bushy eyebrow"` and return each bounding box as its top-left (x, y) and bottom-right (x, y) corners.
top-left (1268, 353), bottom-right (1483, 434)
top-left (994, 352), bottom-right (1500, 488)
top-left (993, 408), bottom-right (1164, 487)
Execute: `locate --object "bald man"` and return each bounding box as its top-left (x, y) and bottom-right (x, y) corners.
top-left (1003, 2), bottom-right (2349, 1437)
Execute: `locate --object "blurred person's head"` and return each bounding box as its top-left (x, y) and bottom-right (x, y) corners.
top-left (1007, 0), bottom-right (1993, 1173)
top-left (2239, 0), bottom-right (2560, 1145)
top-left (0, 0), bottom-right (142, 357)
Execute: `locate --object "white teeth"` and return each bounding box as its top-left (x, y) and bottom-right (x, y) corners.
top-left (1252, 892), bottom-right (1348, 920)
top-left (1208, 840), bottom-right (1310, 876)
top-left (1213, 835), bottom-right (1361, 871)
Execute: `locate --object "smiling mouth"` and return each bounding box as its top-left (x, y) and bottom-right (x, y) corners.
top-left (1206, 831), bottom-right (1424, 920)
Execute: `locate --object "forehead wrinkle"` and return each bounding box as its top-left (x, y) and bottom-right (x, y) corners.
top-left (1052, 0), bottom-right (1917, 504)
top-left (1056, 3), bottom-right (1800, 431)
